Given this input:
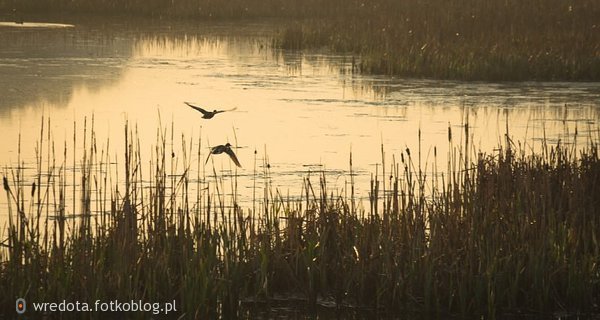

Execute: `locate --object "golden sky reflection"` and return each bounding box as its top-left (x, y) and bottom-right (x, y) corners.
top-left (1, 25), bottom-right (599, 221)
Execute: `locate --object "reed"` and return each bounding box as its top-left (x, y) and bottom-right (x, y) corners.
top-left (273, 0), bottom-right (600, 80)
top-left (0, 120), bottom-right (599, 318)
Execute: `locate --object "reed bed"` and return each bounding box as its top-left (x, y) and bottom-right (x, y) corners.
top-left (274, 0), bottom-right (600, 80)
top-left (5, 0), bottom-right (599, 81)
top-left (1, 120), bottom-right (599, 319)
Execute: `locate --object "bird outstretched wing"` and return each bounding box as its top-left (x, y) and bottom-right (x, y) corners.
top-left (185, 102), bottom-right (209, 116)
top-left (225, 147), bottom-right (242, 168)
top-left (214, 107), bottom-right (237, 114)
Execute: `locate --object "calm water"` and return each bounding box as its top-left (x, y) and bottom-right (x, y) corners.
top-left (1, 19), bottom-right (599, 222)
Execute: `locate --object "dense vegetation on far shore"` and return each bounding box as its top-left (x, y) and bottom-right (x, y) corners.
top-left (3, 0), bottom-right (600, 81)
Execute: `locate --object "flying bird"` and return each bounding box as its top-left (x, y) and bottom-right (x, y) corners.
top-left (184, 102), bottom-right (236, 119)
top-left (205, 143), bottom-right (242, 168)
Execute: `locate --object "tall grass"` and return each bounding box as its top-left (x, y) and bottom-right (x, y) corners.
top-left (274, 0), bottom-right (600, 80)
top-left (1, 120), bottom-right (599, 318)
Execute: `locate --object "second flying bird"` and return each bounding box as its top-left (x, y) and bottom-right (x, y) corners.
top-left (205, 143), bottom-right (242, 168)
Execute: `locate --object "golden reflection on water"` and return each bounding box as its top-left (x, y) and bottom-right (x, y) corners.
top-left (0, 22), bottom-right (599, 222)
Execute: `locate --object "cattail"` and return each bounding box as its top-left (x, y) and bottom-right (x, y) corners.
top-left (31, 182), bottom-right (36, 197)
top-left (2, 176), bottom-right (9, 192)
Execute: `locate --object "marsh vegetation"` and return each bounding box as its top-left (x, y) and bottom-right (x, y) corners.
top-left (1, 0), bottom-right (599, 317)
top-left (1, 120), bottom-right (599, 318)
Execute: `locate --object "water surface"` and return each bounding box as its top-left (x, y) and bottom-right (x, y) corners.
top-left (1, 19), bottom-right (599, 220)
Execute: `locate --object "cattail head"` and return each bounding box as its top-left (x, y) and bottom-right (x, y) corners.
top-left (3, 176), bottom-right (9, 192)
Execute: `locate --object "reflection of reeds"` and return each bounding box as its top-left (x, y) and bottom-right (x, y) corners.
top-left (1, 120), bottom-right (599, 318)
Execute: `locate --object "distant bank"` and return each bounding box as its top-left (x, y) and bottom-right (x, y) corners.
top-left (3, 0), bottom-right (599, 81)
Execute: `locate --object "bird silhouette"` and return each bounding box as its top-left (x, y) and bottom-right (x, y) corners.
top-left (205, 143), bottom-right (242, 167)
top-left (185, 102), bottom-right (236, 119)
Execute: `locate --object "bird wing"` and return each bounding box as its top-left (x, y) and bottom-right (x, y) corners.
top-left (225, 147), bottom-right (242, 168)
top-left (205, 147), bottom-right (217, 165)
top-left (221, 107), bottom-right (238, 113)
top-left (185, 102), bottom-right (209, 116)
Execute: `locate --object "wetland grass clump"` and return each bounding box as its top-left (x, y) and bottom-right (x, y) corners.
top-left (274, 0), bottom-right (600, 81)
top-left (1, 121), bottom-right (599, 318)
